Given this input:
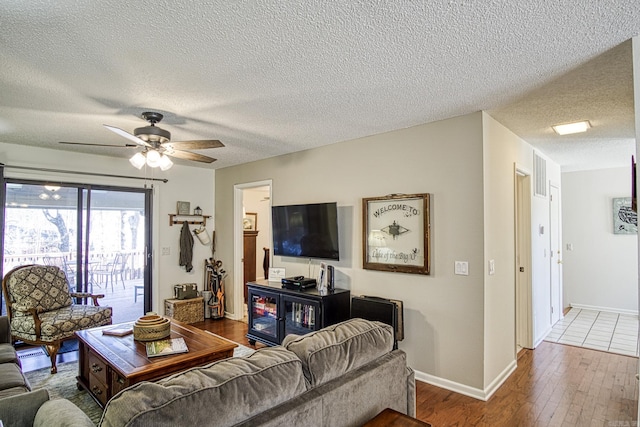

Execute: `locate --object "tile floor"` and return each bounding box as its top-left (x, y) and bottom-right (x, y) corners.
top-left (545, 308), bottom-right (639, 357)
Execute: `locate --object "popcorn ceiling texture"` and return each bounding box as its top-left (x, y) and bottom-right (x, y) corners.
top-left (0, 1), bottom-right (638, 170)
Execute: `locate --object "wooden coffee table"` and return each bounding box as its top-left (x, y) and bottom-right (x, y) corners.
top-left (75, 320), bottom-right (237, 407)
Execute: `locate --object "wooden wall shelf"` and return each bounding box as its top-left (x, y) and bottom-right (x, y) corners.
top-left (169, 214), bottom-right (210, 226)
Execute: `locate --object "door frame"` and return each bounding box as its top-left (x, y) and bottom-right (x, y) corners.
top-left (515, 165), bottom-right (534, 350)
top-left (233, 180), bottom-right (272, 320)
top-left (549, 184), bottom-right (562, 325)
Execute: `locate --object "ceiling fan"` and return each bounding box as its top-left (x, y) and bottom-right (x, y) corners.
top-left (59, 111), bottom-right (224, 169)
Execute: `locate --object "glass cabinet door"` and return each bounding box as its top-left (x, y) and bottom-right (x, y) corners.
top-left (283, 295), bottom-right (320, 337)
top-left (249, 289), bottom-right (279, 342)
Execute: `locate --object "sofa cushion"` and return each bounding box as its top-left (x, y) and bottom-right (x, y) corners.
top-left (282, 318), bottom-right (394, 387)
top-left (0, 363), bottom-right (30, 396)
top-left (0, 343), bottom-right (20, 367)
top-left (34, 398), bottom-right (96, 427)
top-left (100, 346), bottom-right (308, 427)
top-left (0, 388), bottom-right (49, 426)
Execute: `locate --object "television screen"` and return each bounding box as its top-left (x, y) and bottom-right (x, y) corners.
top-left (272, 202), bottom-right (339, 260)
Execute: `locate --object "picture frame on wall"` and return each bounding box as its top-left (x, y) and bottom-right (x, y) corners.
top-left (362, 193), bottom-right (431, 275)
top-left (177, 201), bottom-right (190, 215)
top-left (613, 197), bottom-right (637, 234)
top-left (243, 212), bottom-right (258, 231)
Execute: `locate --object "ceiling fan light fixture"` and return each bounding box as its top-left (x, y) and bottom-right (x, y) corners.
top-left (129, 152), bottom-right (146, 169)
top-left (159, 154), bottom-right (173, 171)
top-left (552, 120), bottom-right (591, 135)
top-left (145, 149), bottom-right (161, 167)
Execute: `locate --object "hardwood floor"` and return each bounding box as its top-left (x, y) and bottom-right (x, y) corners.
top-left (198, 318), bottom-right (638, 426)
top-left (19, 317), bottom-right (639, 426)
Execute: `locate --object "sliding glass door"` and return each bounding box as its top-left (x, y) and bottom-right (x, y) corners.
top-left (1, 180), bottom-right (152, 323)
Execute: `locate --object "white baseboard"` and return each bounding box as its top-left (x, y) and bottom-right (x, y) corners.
top-left (413, 359), bottom-right (517, 402)
top-left (223, 311), bottom-right (243, 321)
top-left (569, 303), bottom-right (638, 317)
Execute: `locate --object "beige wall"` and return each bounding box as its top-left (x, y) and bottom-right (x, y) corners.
top-left (481, 113), bottom-right (518, 389)
top-left (216, 113), bottom-right (489, 389)
top-left (216, 111), bottom-right (560, 396)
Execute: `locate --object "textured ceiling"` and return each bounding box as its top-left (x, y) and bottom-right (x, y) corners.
top-left (0, 1), bottom-right (638, 171)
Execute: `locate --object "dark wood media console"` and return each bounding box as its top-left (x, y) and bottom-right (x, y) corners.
top-left (246, 280), bottom-right (350, 346)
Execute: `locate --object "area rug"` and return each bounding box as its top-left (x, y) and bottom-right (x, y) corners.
top-left (42, 338), bottom-right (79, 356)
top-left (24, 361), bottom-right (104, 425)
top-left (24, 343), bottom-right (256, 425)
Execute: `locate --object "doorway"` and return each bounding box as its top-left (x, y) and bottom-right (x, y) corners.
top-left (233, 181), bottom-right (272, 321)
top-left (549, 184), bottom-right (562, 325)
top-left (1, 180), bottom-right (152, 323)
top-left (515, 169), bottom-right (533, 350)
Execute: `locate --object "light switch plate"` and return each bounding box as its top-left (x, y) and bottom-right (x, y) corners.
top-left (161, 247), bottom-right (170, 256)
top-left (454, 261), bottom-right (469, 276)
top-left (489, 259), bottom-right (495, 275)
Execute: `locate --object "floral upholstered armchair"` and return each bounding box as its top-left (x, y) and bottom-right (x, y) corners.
top-left (2, 264), bottom-right (112, 373)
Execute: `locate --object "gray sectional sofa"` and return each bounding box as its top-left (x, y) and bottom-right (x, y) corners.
top-left (100, 318), bottom-right (415, 427)
top-left (0, 316), bottom-right (94, 427)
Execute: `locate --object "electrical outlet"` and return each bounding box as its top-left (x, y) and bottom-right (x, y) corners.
top-left (454, 261), bottom-right (469, 276)
top-left (161, 247), bottom-right (170, 256)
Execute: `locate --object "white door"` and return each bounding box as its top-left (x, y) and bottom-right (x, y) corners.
top-left (515, 171), bottom-right (533, 350)
top-left (549, 184), bottom-right (562, 325)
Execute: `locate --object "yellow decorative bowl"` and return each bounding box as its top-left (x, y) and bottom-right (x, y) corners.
top-left (133, 315), bottom-right (171, 341)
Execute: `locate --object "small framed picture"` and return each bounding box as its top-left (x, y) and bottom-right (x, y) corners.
top-left (268, 267), bottom-right (286, 283)
top-left (243, 212), bottom-right (257, 231)
top-left (177, 201), bottom-right (191, 215)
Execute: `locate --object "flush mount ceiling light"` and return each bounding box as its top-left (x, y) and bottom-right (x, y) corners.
top-left (552, 120), bottom-right (591, 135)
top-left (129, 149), bottom-right (174, 171)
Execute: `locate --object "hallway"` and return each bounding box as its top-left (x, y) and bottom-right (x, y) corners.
top-left (545, 308), bottom-right (639, 357)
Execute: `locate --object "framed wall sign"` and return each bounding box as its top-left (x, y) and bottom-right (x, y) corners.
top-left (362, 193), bottom-right (430, 275)
top-left (613, 197), bottom-right (637, 234)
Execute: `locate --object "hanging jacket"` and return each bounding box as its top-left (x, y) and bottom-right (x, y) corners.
top-left (179, 221), bottom-right (194, 272)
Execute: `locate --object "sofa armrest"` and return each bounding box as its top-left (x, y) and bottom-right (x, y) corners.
top-left (406, 366), bottom-right (416, 417)
top-left (0, 388), bottom-right (49, 426)
top-left (0, 316), bottom-right (10, 344)
top-left (34, 398), bottom-right (95, 427)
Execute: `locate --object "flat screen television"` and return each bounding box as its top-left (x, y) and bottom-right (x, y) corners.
top-left (272, 202), bottom-right (339, 260)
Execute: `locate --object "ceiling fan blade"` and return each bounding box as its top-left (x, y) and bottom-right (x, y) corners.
top-left (165, 149), bottom-right (217, 163)
top-left (164, 140), bottom-right (224, 150)
top-left (103, 124), bottom-right (151, 147)
top-left (59, 141), bottom-right (137, 148)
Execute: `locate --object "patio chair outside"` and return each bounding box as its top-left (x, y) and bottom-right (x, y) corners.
top-left (92, 252), bottom-right (130, 291)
